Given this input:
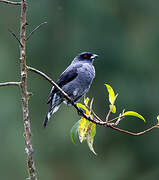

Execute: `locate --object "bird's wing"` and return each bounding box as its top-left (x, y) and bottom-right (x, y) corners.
top-left (47, 63), bottom-right (82, 104)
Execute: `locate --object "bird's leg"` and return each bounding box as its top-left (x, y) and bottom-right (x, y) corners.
top-left (64, 98), bottom-right (84, 116)
top-left (77, 108), bottom-right (85, 116)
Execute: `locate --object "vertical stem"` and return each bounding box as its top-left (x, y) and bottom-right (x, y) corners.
top-left (19, 0), bottom-right (37, 179)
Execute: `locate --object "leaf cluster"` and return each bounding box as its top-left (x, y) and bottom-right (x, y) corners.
top-left (71, 84), bottom-right (147, 155)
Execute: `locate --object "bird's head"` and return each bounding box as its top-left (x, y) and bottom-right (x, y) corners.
top-left (73, 52), bottom-right (99, 63)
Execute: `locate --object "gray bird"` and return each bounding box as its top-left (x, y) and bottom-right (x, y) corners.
top-left (44, 52), bottom-right (98, 127)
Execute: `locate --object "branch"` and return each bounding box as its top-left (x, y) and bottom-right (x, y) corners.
top-left (26, 22), bottom-right (47, 41)
top-left (27, 66), bottom-right (158, 136)
top-left (105, 106), bottom-right (113, 122)
top-left (0, 0), bottom-right (21, 5)
top-left (19, 1), bottom-right (37, 180)
top-left (0, 81), bottom-right (20, 87)
top-left (8, 29), bottom-right (23, 47)
top-left (27, 66), bottom-right (72, 100)
top-left (109, 124), bottom-right (158, 136)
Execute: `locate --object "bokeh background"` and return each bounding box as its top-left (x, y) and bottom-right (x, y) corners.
top-left (0, 0), bottom-right (159, 179)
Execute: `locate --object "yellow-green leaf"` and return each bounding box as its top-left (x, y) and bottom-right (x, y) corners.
top-left (77, 116), bottom-right (97, 154)
top-left (84, 97), bottom-right (90, 106)
top-left (87, 123), bottom-right (97, 155)
top-left (70, 120), bottom-right (80, 144)
top-left (109, 104), bottom-right (116, 113)
top-left (122, 111), bottom-right (146, 122)
top-left (105, 84), bottom-right (118, 105)
top-left (157, 115), bottom-right (159, 127)
top-left (76, 103), bottom-right (88, 112)
top-left (89, 98), bottom-right (94, 110)
top-left (87, 133), bottom-right (97, 155)
top-left (78, 117), bottom-right (90, 143)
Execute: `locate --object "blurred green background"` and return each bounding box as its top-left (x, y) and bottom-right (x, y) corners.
top-left (0, 0), bottom-right (159, 179)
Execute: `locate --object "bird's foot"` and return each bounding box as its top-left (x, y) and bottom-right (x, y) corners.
top-left (77, 108), bottom-right (85, 116)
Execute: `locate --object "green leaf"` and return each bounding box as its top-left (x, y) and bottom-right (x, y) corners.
top-left (122, 111), bottom-right (146, 122)
top-left (109, 104), bottom-right (116, 113)
top-left (91, 123), bottom-right (96, 137)
top-left (70, 120), bottom-right (80, 144)
top-left (105, 84), bottom-right (118, 105)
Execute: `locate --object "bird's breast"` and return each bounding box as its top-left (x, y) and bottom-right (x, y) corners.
top-left (77, 63), bottom-right (95, 84)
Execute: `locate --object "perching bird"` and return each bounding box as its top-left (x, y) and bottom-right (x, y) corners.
top-left (44, 52), bottom-right (98, 127)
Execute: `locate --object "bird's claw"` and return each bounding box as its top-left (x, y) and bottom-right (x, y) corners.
top-left (77, 108), bottom-right (85, 116)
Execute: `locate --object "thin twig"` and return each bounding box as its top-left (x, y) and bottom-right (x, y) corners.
top-left (105, 106), bottom-right (113, 122)
top-left (26, 22), bottom-right (47, 41)
top-left (109, 124), bottom-right (158, 136)
top-left (114, 114), bottom-right (124, 126)
top-left (0, 0), bottom-right (21, 5)
top-left (8, 29), bottom-right (23, 47)
top-left (0, 81), bottom-right (21, 87)
top-left (85, 104), bottom-right (103, 122)
top-left (91, 110), bottom-right (103, 121)
top-left (108, 115), bottom-right (125, 123)
top-left (27, 66), bottom-right (72, 101)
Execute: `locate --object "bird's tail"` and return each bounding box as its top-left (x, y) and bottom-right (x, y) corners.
top-left (44, 93), bottom-right (63, 127)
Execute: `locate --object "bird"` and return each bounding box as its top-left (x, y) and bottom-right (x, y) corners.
top-left (44, 52), bottom-right (98, 127)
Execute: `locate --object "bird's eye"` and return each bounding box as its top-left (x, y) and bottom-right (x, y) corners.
top-left (83, 54), bottom-right (89, 59)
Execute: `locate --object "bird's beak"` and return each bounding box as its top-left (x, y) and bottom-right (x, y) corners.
top-left (91, 54), bottom-right (99, 60)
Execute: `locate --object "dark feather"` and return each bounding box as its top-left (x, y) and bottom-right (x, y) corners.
top-left (47, 64), bottom-right (82, 104)
top-left (44, 114), bottom-right (49, 128)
